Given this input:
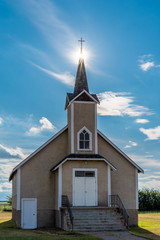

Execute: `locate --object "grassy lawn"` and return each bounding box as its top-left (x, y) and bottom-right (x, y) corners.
top-left (130, 212), bottom-right (160, 240)
top-left (0, 211), bottom-right (102, 240)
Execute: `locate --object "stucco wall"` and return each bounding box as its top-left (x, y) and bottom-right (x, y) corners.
top-left (98, 133), bottom-right (137, 210)
top-left (20, 129), bottom-right (68, 210)
top-left (62, 160), bottom-right (108, 206)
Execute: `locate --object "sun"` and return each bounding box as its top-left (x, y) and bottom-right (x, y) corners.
top-left (69, 46), bottom-right (90, 65)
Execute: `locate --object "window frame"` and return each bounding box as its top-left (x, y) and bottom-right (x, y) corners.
top-left (77, 126), bottom-right (92, 151)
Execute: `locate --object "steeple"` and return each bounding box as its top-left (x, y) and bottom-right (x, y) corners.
top-left (74, 58), bottom-right (89, 96)
top-left (65, 39), bottom-right (99, 109)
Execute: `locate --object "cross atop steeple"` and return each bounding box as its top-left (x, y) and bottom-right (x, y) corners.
top-left (78, 37), bottom-right (85, 55)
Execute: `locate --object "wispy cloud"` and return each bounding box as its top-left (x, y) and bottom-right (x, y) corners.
top-left (129, 154), bottom-right (160, 168)
top-left (26, 117), bottom-right (55, 136)
top-left (0, 158), bottom-right (22, 181)
top-left (136, 118), bottom-right (149, 124)
top-left (97, 92), bottom-right (151, 117)
top-left (0, 182), bottom-right (12, 192)
top-left (17, 0), bottom-right (77, 60)
top-left (124, 141), bottom-right (137, 149)
top-left (129, 154), bottom-right (160, 189)
top-left (138, 54), bottom-right (160, 71)
top-left (139, 125), bottom-right (160, 140)
top-left (0, 144), bottom-right (29, 159)
top-left (31, 62), bottom-right (74, 86)
top-left (0, 117), bottom-right (3, 125)
top-left (139, 179), bottom-right (160, 190)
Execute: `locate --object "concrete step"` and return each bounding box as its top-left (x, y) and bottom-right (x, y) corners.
top-left (70, 207), bottom-right (126, 232)
top-left (73, 226), bottom-right (126, 232)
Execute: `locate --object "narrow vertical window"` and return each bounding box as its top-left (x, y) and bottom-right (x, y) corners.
top-left (78, 127), bottom-right (92, 150)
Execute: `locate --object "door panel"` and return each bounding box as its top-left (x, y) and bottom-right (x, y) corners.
top-left (85, 177), bottom-right (96, 206)
top-left (74, 177), bottom-right (85, 206)
top-left (22, 199), bottom-right (37, 229)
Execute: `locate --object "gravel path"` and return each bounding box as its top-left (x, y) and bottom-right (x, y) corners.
top-left (84, 231), bottom-right (147, 240)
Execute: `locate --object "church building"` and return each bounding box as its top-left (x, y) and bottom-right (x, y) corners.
top-left (9, 48), bottom-right (143, 231)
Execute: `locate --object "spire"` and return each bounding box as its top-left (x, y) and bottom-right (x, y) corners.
top-left (74, 57), bottom-right (89, 96)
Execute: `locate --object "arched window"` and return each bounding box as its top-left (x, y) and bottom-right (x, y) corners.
top-left (77, 127), bottom-right (92, 150)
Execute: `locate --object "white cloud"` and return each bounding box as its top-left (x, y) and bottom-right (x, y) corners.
top-left (26, 117), bottom-right (55, 136)
top-left (136, 119), bottom-right (149, 124)
top-left (139, 175), bottom-right (160, 181)
top-left (0, 117), bottom-right (3, 125)
top-left (31, 63), bottom-right (74, 86)
top-left (0, 157), bottom-right (28, 184)
top-left (139, 179), bottom-right (160, 190)
top-left (0, 144), bottom-right (28, 159)
top-left (138, 54), bottom-right (155, 71)
top-left (138, 54), bottom-right (160, 71)
top-left (139, 62), bottom-right (154, 71)
top-left (124, 141), bottom-right (137, 149)
top-left (139, 125), bottom-right (160, 140)
top-left (97, 92), bottom-right (151, 117)
top-left (0, 182), bottom-right (12, 193)
top-left (129, 154), bottom-right (160, 168)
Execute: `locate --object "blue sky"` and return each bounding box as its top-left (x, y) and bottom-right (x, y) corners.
top-left (0, 0), bottom-right (160, 200)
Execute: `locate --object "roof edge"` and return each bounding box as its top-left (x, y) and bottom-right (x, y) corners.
top-left (97, 130), bottom-right (144, 173)
top-left (9, 125), bottom-right (68, 181)
top-left (67, 90), bottom-right (99, 108)
top-left (51, 157), bottom-right (116, 172)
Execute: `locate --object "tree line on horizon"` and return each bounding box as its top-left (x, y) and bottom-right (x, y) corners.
top-left (139, 188), bottom-right (160, 211)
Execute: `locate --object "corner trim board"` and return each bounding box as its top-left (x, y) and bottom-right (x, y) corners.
top-left (71, 103), bottom-right (74, 153)
top-left (58, 165), bottom-right (62, 209)
top-left (108, 166), bottom-right (111, 207)
top-left (17, 168), bottom-right (21, 210)
top-left (95, 104), bottom-right (98, 154)
top-left (135, 168), bottom-right (138, 209)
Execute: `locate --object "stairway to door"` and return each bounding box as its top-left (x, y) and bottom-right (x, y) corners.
top-left (71, 207), bottom-right (127, 232)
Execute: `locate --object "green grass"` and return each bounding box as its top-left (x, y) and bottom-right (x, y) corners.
top-left (0, 212), bottom-right (102, 240)
top-left (130, 211), bottom-right (160, 240)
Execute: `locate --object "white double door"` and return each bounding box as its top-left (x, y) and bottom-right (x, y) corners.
top-left (73, 169), bottom-right (97, 206)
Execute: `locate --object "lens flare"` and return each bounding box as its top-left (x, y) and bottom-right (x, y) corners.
top-left (69, 47), bottom-right (90, 65)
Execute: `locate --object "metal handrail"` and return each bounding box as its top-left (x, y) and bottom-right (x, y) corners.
top-left (109, 195), bottom-right (129, 227)
top-left (62, 195), bottom-right (74, 230)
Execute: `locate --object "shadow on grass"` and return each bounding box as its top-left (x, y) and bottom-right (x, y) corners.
top-left (0, 220), bottom-right (102, 240)
top-left (0, 219), bottom-right (16, 229)
top-left (130, 226), bottom-right (160, 240)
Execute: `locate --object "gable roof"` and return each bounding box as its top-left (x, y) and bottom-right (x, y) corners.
top-left (50, 153), bottom-right (117, 171)
top-left (9, 125), bottom-right (143, 181)
top-left (98, 130), bottom-right (144, 173)
top-left (65, 90), bottom-right (100, 109)
top-left (9, 125), bottom-right (68, 181)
